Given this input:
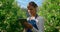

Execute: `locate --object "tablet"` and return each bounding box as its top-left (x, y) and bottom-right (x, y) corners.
top-left (18, 18), bottom-right (27, 23)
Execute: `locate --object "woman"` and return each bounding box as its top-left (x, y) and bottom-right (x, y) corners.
top-left (23, 1), bottom-right (44, 32)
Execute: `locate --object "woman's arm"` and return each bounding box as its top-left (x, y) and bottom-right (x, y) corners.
top-left (38, 17), bottom-right (45, 32)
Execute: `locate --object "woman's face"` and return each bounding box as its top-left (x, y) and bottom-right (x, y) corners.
top-left (27, 5), bottom-right (36, 16)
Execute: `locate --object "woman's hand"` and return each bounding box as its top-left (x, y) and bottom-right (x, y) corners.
top-left (23, 22), bottom-right (33, 29)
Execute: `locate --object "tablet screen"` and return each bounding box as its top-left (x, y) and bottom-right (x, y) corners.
top-left (18, 18), bottom-right (27, 23)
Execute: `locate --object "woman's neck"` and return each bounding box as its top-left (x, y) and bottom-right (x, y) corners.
top-left (31, 14), bottom-right (36, 17)
top-left (30, 14), bottom-right (38, 19)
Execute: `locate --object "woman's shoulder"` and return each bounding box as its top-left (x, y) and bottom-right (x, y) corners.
top-left (27, 17), bottom-right (30, 21)
top-left (37, 16), bottom-right (45, 23)
top-left (37, 16), bottom-right (44, 20)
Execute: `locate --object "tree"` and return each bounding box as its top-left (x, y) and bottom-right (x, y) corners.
top-left (0, 0), bottom-right (27, 32)
top-left (38, 0), bottom-right (60, 32)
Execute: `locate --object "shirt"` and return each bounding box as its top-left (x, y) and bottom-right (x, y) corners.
top-left (27, 16), bottom-right (44, 32)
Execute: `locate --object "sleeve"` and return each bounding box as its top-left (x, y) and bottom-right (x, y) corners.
top-left (37, 17), bottom-right (45, 32)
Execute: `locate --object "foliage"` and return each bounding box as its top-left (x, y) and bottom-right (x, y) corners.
top-left (0, 0), bottom-right (60, 32)
top-left (0, 0), bottom-right (26, 32)
top-left (38, 0), bottom-right (60, 32)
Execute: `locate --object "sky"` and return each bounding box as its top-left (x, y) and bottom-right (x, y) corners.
top-left (16, 0), bottom-right (43, 8)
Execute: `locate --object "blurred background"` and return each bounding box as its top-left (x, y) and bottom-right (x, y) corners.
top-left (0, 0), bottom-right (60, 32)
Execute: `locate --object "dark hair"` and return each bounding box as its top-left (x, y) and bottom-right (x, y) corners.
top-left (29, 1), bottom-right (38, 8)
